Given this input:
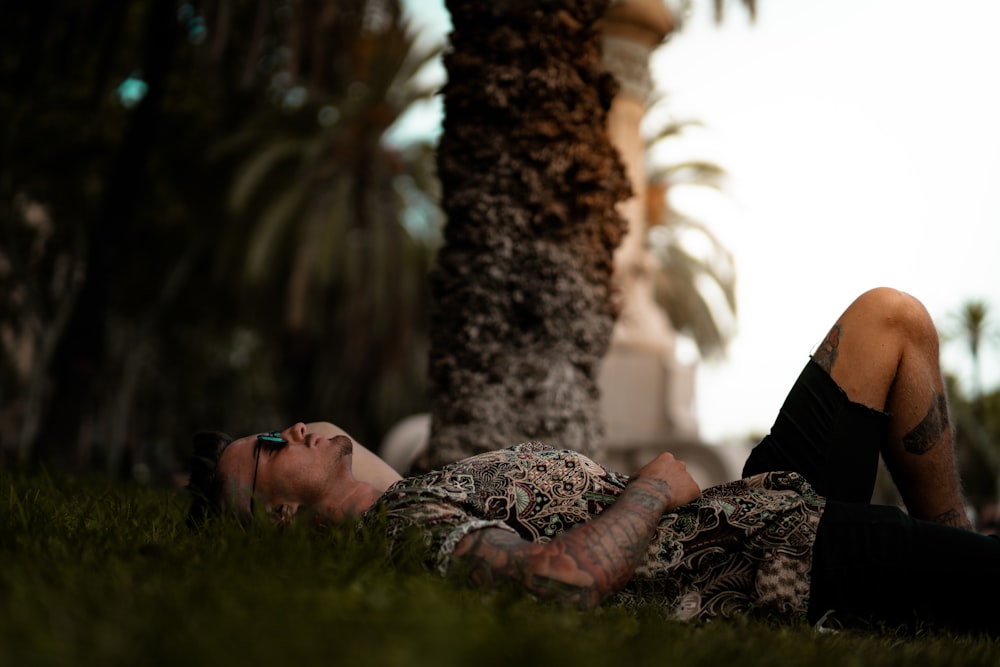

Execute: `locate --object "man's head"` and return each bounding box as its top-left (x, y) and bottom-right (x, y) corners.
top-left (186, 423), bottom-right (374, 527)
top-left (186, 430), bottom-right (235, 527)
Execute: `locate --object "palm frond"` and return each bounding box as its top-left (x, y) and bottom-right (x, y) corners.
top-left (392, 40), bottom-right (446, 94)
top-left (244, 183), bottom-right (307, 281)
top-left (713, 0), bottom-right (757, 23)
top-left (649, 160), bottom-right (728, 190)
top-left (228, 138), bottom-right (307, 215)
top-left (650, 242), bottom-right (732, 359)
top-left (645, 117), bottom-right (704, 145)
top-left (312, 179), bottom-right (353, 288)
top-left (643, 167), bottom-right (737, 359)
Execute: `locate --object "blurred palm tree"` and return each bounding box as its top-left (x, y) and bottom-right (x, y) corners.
top-left (2, 0), bottom-right (446, 470)
top-left (631, 0), bottom-right (753, 368)
top-left (944, 299), bottom-right (1000, 509)
top-left (645, 119), bottom-right (736, 360)
top-left (214, 0), bottom-right (445, 442)
top-left (950, 299), bottom-right (995, 406)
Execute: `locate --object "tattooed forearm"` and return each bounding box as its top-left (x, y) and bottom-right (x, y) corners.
top-left (813, 324), bottom-right (843, 373)
top-left (621, 483), bottom-right (672, 512)
top-left (453, 477), bottom-right (673, 610)
top-left (902, 393), bottom-right (949, 455)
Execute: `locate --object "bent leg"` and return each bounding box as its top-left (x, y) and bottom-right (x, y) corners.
top-left (746, 287), bottom-right (969, 528)
top-left (813, 287), bottom-right (968, 528)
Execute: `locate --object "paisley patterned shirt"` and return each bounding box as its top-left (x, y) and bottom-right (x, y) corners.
top-left (361, 441), bottom-right (826, 622)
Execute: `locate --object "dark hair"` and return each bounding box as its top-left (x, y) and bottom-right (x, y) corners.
top-left (186, 431), bottom-right (234, 527)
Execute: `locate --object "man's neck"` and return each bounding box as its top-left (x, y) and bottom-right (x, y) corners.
top-left (352, 442), bottom-right (403, 491)
top-left (318, 480), bottom-right (381, 521)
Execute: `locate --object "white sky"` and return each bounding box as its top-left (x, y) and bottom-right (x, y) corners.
top-left (399, 0), bottom-right (1000, 443)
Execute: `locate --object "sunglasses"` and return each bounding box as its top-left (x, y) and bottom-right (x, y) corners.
top-left (250, 432), bottom-right (287, 514)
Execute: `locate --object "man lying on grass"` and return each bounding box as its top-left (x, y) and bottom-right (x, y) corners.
top-left (188, 287), bottom-right (1000, 636)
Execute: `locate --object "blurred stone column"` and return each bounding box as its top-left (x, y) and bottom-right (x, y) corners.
top-left (601, 0), bottom-right (674, 349)
top-left (597, 0), bottom-right (710, 479)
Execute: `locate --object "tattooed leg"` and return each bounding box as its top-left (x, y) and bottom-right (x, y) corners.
top-left (818, 288), bottom-right (970, 529)
top-left (812, 324), bottom-right (842, 373)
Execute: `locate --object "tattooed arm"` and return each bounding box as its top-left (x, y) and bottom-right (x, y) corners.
top-left (451, 453), bottom-right (702, 609)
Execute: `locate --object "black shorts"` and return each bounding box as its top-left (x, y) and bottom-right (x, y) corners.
top-left (747, 359), bottom-right (1000, 634)
top-left (742, 358), bottom-right (887, 503)
top-left (808, 499), bottom-right (1000, 633)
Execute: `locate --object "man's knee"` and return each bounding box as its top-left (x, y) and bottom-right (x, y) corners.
top-left (850, 287), bottom-right (937, 345)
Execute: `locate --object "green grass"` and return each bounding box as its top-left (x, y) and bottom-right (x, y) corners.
top-left (2, 470), bottom-right (998, 667)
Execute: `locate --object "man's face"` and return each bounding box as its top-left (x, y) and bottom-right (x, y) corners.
top-left (217, 422), bottom-right (354, 515)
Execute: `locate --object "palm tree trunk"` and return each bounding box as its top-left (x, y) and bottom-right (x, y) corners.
top-left (417, 0), bottom-right (630, 470)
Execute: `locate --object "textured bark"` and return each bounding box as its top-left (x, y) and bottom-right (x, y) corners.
top-left (417, 0), bottom-right (630, 470)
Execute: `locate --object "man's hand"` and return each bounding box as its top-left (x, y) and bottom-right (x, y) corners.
top-left (632, 452), bottom-right (702, 511)
top-left (453, 452), bottom-right (701, 610)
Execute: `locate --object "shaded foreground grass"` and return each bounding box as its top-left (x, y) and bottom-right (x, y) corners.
top-left (2, 470), bottom-right (998, 667)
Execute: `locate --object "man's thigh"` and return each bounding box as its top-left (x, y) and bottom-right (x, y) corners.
top-left (742, 359), bottom-right (886, 503)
